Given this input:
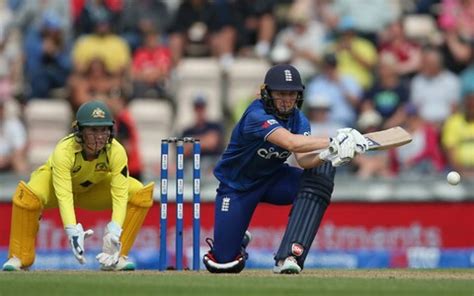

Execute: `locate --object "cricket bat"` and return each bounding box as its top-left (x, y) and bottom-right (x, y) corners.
top-left (363, 126), bottom-right (412, 151)
top-left (320, 126), bottom-right (412, 159)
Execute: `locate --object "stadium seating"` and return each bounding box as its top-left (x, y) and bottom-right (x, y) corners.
top-left (173, 58), bottom-right (223, 133)
top-left (227, 58), bottom-right (270, 121)
top-left (128, 98), bottom-right (174, 177)
top-left (24, 99), bottom-right (72, 169)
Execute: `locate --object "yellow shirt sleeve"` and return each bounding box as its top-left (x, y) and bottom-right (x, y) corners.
top-left (108, 139), bottom-right (129, 227)
top-left (50, 138), bottom-right (77, 227)
top-left (442, 114), bottom-right (461, 149)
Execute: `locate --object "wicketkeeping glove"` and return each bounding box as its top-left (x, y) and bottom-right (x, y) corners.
top-left (65, 223), bottom-right (94, 264)
top-left (96, 221), bottom-right (122, 269)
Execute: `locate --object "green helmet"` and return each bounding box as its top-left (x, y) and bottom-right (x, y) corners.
top-left (76, 100), bottom-right (114, 127)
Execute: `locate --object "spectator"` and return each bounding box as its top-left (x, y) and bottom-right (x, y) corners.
top-left (72, 9), bottom-right (130, 75)
top-left (328, 16), bottom-right (378, 90)
top-left (168, 0), bottom-right (236, 68)
top-left (131, 27), bottom-right (172, 100)
top-left (119, 0), bottom-right (170, 52)
top-left (305, 52), bottom-right (362, 126)
top-left (361, 53), bottom-right (409, 129)
top-left (305, 94), bottom-right (343, 138)
top-left (67, 58), bottom-right (121, 111)
top-left (438, 0), bottom-right (474, 74)
top-left (333, 0), bottom-right (400, 45)
top-left (24, 11), bottom-right (72, 100)
top-left (0, 23), bottom-right (21, 101)
top-left (410, 46), bottom-right (461, 127)
top-left (270, 4), bottom-right (327, 81)
top-left (181, 95), bottom-right (225, 174)
top-left (232, 0), bottom-right (276, 58)
top-left (389, 104), bottom-right (445, 175)
top-left (442, 91), bottom-right (474, 178)
top-left (460, 49), bottom-right (474, 94)
top-left (378, 19), bottom-right (421, 78)
top-left (105, 94), bottom-right (143, 181)
top-left (14, 0), bottom-right (72, 41)
top-left (0, 98), bottom-right (27, 175)
top-left (331, 0), bottom-right (400, 44)
top-left (353, 109), bottom-right (392, 179)
top-left (73, 0), bottom-right (122, 37)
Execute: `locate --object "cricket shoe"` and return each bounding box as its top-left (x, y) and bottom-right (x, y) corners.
top-left (101, 256), bottom-right (136, 271)
top-left (2, 257), bottom-right (22, 271)
top-left (273, 256), bottom-right (301, 274)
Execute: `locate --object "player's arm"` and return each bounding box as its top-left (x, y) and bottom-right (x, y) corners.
top-left (51, 146), bottom-right (94, 264)
top-left (293, 151), bottom-right (325, 169)
top-left (266, 127), bottom-right (330, 153)
top-left (95, 141), bottom-right (129, 268)
top-left (50, 148), bottom-right (78, 227)
top-left (271, 127), bottom-right (371, 168)
top-left (108, 141), bottom-right (130, 227)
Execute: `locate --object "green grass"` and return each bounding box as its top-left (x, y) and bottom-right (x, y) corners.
top-left (0, 269), bottom-right (473, 296)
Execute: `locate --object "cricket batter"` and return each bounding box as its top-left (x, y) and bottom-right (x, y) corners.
top-left (203, 64), bottom-right (368, 274)
top-left (2, 100), bottom-right (154, 271)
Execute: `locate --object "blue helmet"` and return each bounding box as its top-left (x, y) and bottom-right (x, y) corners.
top-left (261, 64), bottom-right (305, 120)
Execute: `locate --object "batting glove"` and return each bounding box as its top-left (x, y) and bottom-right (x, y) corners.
top-left (319, 134), bottom-right (357, 167)
top-left (336, 128), bottom-right (369, 154)
top-left (65, 223), bottom-right (94, 264)
top-left (96, 221), bottom-right (122, 269)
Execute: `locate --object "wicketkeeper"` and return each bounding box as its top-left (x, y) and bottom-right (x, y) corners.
top-left (2, 100), bottom-right (154, 271)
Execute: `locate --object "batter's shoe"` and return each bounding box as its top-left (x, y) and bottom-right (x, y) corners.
top-left (273, 256), bottom-right (301, 274)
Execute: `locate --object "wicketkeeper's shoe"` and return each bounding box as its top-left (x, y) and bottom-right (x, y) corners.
top-left (273, 256), bottom-right (301, 274)
top-left (2, 257), bottom-right (22, 271)
top-left (100, 256), bottom-right (136, 271)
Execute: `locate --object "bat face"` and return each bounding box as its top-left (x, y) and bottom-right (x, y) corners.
top-left (364, 126), bottom-right (412, 151)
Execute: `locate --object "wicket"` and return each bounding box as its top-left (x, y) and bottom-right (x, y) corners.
top-left (159, 137), bottom-right (201, 271)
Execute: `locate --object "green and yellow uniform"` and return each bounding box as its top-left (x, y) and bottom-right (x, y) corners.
top-left (5, 101), bottom-right (154, 269)
top-left (29, 134), bottom-right (139, 227)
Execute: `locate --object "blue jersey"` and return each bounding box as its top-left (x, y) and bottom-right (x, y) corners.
top-left (214, 99), bottom-right (311, 191)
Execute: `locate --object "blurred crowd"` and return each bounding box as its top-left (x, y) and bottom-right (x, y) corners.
top-left (0, 0), bottom-right (473, 181)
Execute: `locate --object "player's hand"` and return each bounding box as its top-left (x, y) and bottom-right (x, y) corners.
top-left (96, 221), bottom-right (122, 269)
top-left (336, 128), bottom-right (369, 153)
top-left (319, 134), bottom-right (357, 166)
top-left (65, 223), bottom-right (94, 264)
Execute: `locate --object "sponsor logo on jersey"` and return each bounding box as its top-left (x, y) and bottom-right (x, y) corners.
top-left (291, 243), bottom-right (304, 257)
top-left (95, 162), bottom-right (108, 172)
top-left (261, 119), bottom-right (278, 129)
top-left (72, 166), bottom-right (81, 173)
top-left (91, 108), bottom-right (106, 118)
top-left (257, 147), bottom-right (291, 159)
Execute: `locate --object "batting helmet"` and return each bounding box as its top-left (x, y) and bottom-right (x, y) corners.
top-left (261, 64), bottom-right (305, 120)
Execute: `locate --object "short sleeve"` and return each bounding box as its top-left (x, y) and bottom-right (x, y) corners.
top-left (242, 109), bottom-right (282, 140)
